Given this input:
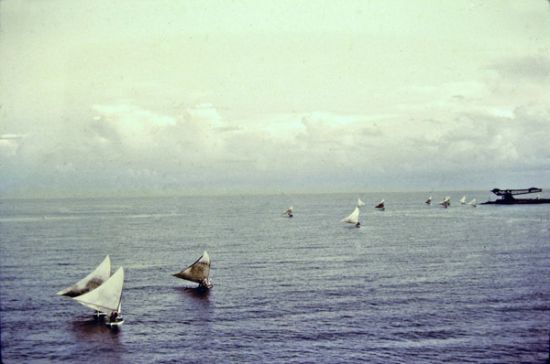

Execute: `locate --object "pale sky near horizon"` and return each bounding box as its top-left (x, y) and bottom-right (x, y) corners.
top-left (1, 0), bottom-right (550, 197)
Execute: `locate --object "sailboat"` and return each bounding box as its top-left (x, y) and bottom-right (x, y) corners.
top-left (425, 196), bottom-right (432, 205)
top-left (283, 206), bottom-right (293, 218)
top-left (341, 206), bottom-right (361, 228)
top-left (173, 251), bottom-right (213, 289)
top-left (357, 198), bottom-right (366, 207)
top-left (439, 196), bottom-right (451, 208)
top-left (375, 199), bottom-right (385, 210)
top-left (468, 198), bottom-right (477, 207)
top-left (73, 267), bottom-right (125, 327)
top-left (57, 255), bottom-right (111, 298)
top-left (460, 195), bottom-right (467, 205)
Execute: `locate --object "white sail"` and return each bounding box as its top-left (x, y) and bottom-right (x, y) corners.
top-left (357, 198), bottom-right (366, 207)
top-left (440, 196), bottom-right (450, 204)
top-left (73, 267), bottom-right (124, 316)
top-left (341, 206), bottom-right (360, 224)
top-left (283, 206), bottom-right (293, 216)
top-left (468, 198), bottom-right (477, 207)
top-left (174, 251), bottom-right (211, 286)
top-left (460, 195), bottom-right (466, 204)
top-left (57, 256), bottom-right (111, 297)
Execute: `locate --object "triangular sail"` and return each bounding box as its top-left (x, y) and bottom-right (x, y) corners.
top-left (460, 196), bottom-right (466, 204)
top-left (173, 251), bottom-right (211, 284)
top-left (342, 206), bottom-right (360, 224)
top-left (357, 198), bottom-right (366, 207)
top-left (468, 198), bottom-right (477, 206)
top-left (57, 256), bottom-right (111, 297)
top-left (73, 267), bottom-right (124, 315)
top-left (425, 196), bottom-right (432, 204)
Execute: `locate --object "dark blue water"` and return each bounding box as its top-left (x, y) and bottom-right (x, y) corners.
top-left (1, 192), bottom-right (549, 363)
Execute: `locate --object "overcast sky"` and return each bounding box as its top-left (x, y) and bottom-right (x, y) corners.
top-left (1, 0), bottom-right (549, 197)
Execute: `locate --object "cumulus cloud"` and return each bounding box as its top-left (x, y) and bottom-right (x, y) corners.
top-left (2, 97), bottom-right (550, 196)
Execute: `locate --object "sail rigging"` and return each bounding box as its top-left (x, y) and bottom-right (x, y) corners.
top-left (57, 256), bottom-right (111, 297)
top-left (73, 267), bottom-right (124, 316)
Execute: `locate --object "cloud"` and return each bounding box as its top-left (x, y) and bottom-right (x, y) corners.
top-left (489, 55), bottom-right (550, 81)
top-left (2, 97), bottom-right (550, 196)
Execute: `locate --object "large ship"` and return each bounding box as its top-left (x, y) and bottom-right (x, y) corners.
top-left (482, 187), bottom-right (550, 205)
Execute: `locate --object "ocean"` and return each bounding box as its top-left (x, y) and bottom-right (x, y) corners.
top-left (1, 192), bottom-right (549, 363)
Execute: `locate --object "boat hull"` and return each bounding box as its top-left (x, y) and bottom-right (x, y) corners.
top-left (481, 198), bottom-right (550, 205)
top-left (106, 319), bottom-right (124, 327)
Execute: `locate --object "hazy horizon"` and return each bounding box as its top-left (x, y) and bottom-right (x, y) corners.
top-left (2, 1), bottom-right (550, 198)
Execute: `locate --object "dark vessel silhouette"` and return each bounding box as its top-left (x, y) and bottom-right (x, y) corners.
top-left (482, 187), bottom-right (550, 205)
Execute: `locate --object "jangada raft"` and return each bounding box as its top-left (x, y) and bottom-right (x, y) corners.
top-left (57, 257), bottom-right (125, 326)
top-left (73, 267), bottom-right (125, 327)
top-left (283, 206), bottom-right (294, 218)
top-left (173, 251), bottom-right (213, 289)
top-left (482, 187), bottom-right (550, 205)
top-left (342, 206), bottom-right (361, 228)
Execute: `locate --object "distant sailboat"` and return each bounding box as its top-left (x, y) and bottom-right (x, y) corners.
top-left (341, 206), bottom-right (361, 228)
top-left (460, 195), bottom-right (467, 205)
top-left (73, 267), bottom-right (125, 326)
top-left (173, 251), bottom-right (213, 289)
top-left (283, 206), bottom-right (293, 218)
top-left (57, 256), bottom-right (111, 297)
top-left (375, 199), bottom-right (385, 210)
top-left (439, 196), bottom-right (451, 208)
top-left (468, 198), bottom-right (477, 207)
top-left (425, 196), bottom-right (432, 205)
top-left (357, 198), bottom-right (366, 207)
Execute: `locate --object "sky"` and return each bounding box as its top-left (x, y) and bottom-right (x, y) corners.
top-left (1, 0), bottom-right (550, 197)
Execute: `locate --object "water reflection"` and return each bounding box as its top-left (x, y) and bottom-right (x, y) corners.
top-left (176, 286), bottom-right (211, 302)
top-left (70, 317), bottom-right (123, 343)
top-left (174, 287), bottom-right (214, 352)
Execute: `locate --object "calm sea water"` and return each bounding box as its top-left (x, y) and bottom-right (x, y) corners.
top-left (1, 192), bottom-right (549, 363)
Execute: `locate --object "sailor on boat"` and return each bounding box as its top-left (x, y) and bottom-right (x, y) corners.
top-left (200, 277), bottom-right (213, 289)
